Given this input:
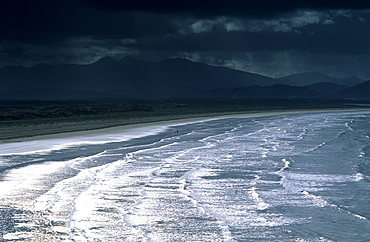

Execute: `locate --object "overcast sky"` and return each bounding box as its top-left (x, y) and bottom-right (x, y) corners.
top-left (1, 0), bottom-right (370, 79)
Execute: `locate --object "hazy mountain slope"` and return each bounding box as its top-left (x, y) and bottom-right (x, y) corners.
top-left (278, 72), bottom-right (364, 87)
top-left (338, 76), bottom-right (365, 87)
top-left (333, 81), bottom-right (370, 100)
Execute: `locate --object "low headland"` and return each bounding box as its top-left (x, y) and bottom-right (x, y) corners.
top-left (1, 99), bottom-right (369, 142)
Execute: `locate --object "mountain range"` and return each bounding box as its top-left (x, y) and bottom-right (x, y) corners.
top-left (0, 57), bottom-right (369, 100)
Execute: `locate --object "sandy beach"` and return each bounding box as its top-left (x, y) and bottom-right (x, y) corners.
top-left (1, 107), bottom-right (369, 143)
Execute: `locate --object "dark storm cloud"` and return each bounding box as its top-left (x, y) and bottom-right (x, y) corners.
top-left (1, 0), bottom-right (369, 44)
top-left (2, 0), bottom-right (369, 42)
top-left (0, 0), bottom-right (179, 65)
top-left (129, 17), bottom-right (370, 56)
top-left (81, 0), bottom-right (370, 18)
top-left (1, 0), bottom-right (370, 78)
top-left (0, 1), bottom-right (177, 42)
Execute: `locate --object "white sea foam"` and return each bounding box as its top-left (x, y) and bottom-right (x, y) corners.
top-left (278, 158), bottom-right (291, 172)
top-left (353, 172), bottom-right (364, 182)
top-left (301, 190), bottom-right (329, 207)
top-left (248, 186), bottom-right (269, 210)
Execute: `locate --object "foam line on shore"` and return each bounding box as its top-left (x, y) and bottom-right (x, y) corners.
top-left (1, 108), bottom-right (369, 151)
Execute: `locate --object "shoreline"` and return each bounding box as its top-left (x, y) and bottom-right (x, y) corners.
top-left (1, 107), bottom-right (369, 143)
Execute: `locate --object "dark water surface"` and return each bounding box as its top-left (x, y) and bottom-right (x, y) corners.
top-left (1, 111), bottom-right (370, 241)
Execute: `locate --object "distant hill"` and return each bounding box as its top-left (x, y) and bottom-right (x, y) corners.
top-left (0, 57), bottom-right (367, 100)
top-left (0, 57), bottom-right (276, 100)
top-left (228, 84), bottom-right (319, 99)
top-left (333, 81), bottom-right (370, 100)
top-left (0, 88), bottom-right (121, 100)
top-left (278, 72), bottom-right (364, 87)
top-left (305, 82), bottom-right (349, 95)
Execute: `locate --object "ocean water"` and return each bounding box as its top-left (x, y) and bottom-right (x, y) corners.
top-left (0, 110), bottom-right (370, 241)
